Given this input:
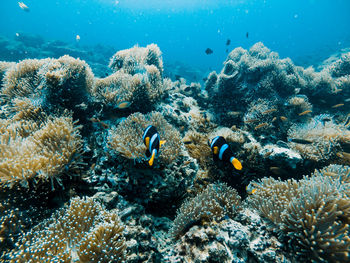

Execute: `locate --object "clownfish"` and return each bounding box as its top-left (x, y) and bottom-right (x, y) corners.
top-left (208, 136), bottom-right (242, 170)
top-left (246, 182), bottom-right (258, 195)
top-left (142, 125), bottom-right (166, 167)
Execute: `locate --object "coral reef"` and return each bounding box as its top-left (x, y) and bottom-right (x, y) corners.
top-left (8, 197), bottom-right (126, 262)
top-left (0, 115), bottom-right (83, 191)
top-left (170, 182), bottom-right (241, 240)
top-left (109, 44), bottom-right (163, 74)
top-left (92, 65), bottom-right (167, 112)
top-left (90, 44), bottom-right (168, 112)
top-left (287, 115), bottom-right (350, 164)
top-left (166, 210), bottom-right (289, 263)
top-left (108, 111), bottom-right (181, 165)
top-left (1, 56), bottom-right (94, 115)
top-left (1, 40), bottom-right (350, 263)
top-left (247, 166), bottom-right (350, 262)
top-left (0, 61), bottom-right (15, 86)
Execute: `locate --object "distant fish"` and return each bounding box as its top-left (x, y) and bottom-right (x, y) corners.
top-left (76, 35), bottom-right (81, 42)
top-left (116, 101), bottom-right (131, 109)
top-left (261, 108), bottom-right (277, 115)
top-left (269, 166), bottom-right (281, 175)
top-left (15, 33), bottom-right (20, 37)
top-left (143, 125), bottom-right (166, 167)
top-left (226, 39), bottom-right (231, 46)
top-left (246, 32), bottom-right (249, 38)
top-left (288, 138), bottom-right (313, 144)
top-left (254, 122), bottom-right (268, 130)
top-left (298, 110), bottom-right (312, 116)
top-left (244, 118), bottom-right (259, 123)
top-left (205, 48), bottom-right (213, 55)
top-left (280, 116), bottom-right (288, 122)
top-left (332, 103), bottom-right (344, 108)
top-left (18, 2), bottom-right (30, 12)
top-left (208, 136), bottom-right (242, 170)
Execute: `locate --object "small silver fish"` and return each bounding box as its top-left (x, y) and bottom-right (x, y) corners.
top-left (18, 2), bottom-right (30, 12)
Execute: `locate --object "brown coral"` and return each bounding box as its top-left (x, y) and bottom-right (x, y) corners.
top-left (8, 197), bottom-right (126, 262)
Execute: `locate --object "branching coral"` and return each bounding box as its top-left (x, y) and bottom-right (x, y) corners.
top-left (170, 182), bottom-right (241, 240)
top-left (0, 115), bottom-right (83, 190)
top-left (287, 115), bottom-right (350, 164)
top-left (108, 111), bottom-right (181, 165)
top-left (8, 197), bottom-right (126, 262)
top-left (247, 166), bottom-right (350, 262)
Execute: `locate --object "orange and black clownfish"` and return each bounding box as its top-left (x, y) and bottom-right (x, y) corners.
top-left (209, 136), bottom-right (242, 170)
top-left (143, 125), bottom-right (166, 167)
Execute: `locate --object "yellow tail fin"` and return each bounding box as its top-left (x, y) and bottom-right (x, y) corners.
top-left (231, 158), bottom-right (242, 170)
top-left (145, 137), bottom-right (150, 149)
top-left (149, 150), bottom-right (156, 166)
top-left (160, 140), bottom-right (166, 147)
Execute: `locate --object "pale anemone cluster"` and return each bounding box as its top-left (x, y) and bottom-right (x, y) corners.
top-left (247, 164), bottom-right (350, 262)
top-left (8, 197), bottom-right (126, 263)
top-left (108, 111), bottom-right (181, 165)
top-left (0, 115), bottom-right (83, 190)
top-left (170, 182), bottom-right (241, 240)
top-left (287, 115), bottom-right (350, 164)
top-left (92, 44), bottom-right (167, 111)
top-left (1, 56), bottom-right (94, 112)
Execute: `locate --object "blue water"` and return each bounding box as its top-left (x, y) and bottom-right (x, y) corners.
top-left (1, 0), bottom-right (350, 71)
